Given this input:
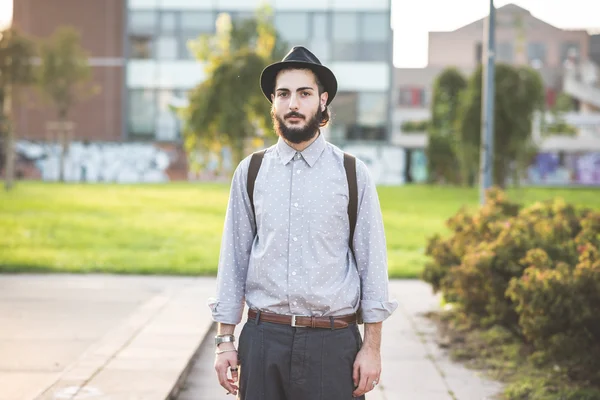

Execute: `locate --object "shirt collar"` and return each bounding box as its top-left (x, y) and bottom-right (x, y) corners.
top-left (276, 132), bottom-right (326, 167)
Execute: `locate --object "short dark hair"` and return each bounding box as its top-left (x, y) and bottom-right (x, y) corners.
top-left (274, 67), bottom-right (330, 128)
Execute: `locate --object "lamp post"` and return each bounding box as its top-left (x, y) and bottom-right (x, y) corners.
top-left (480, 0), bottom-right (496, 205)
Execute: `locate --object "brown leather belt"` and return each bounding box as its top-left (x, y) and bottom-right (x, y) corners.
top-left (248, 309), bottom-right (356, 330)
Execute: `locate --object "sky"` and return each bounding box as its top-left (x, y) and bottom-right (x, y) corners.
top-left (1, 0), bottom-right (598, 68)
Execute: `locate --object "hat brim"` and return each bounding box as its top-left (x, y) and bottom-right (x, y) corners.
top-left (260, 61), bottom-right (338, 105)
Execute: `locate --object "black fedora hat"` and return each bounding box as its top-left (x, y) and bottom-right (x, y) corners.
top-left (260, 46), bottom-right (338, 105)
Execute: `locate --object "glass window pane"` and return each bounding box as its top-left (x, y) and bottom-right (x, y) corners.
top-left (161, 12), bottom-right (177, 32)
top-left (497, 42), bottom-right (514, 63)
top-left (527, 42), bottom-right (546, 65)
top-left (358, 92), bottom-right (387, 127)
top-left (156, 36), bottom-right (178, 59)
top-left (333, 13), bottom-right (358, 41)
top-left (181, 32), bottom-right (202, 60)
top-left (362, 13), bottom-right (388, 41)
top-left (156, 90), bottom-right (180, 141)
top-left (129, 10), bottom-right (157, 34)
top-left (310, 40), bottom-right (330, 63)
top-left (313, 13), bottom-right (327, 38)
top-left (129, 36), bottom-right (154, 59)
top-left (181, 11), bottom-right (214, 31)
top-left (360, 42), bottom-right (388, 61)
top-left (332, 43), bottom-right (358, 61)
top-left (275, 13), bottom-right (309, 42)
top-left (129, 90), bottom-right (156, 136)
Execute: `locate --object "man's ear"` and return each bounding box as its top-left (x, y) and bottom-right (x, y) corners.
top-left (321, 92), bottom-right (328, 111)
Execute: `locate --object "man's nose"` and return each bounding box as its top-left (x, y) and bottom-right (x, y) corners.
top-left (288, 93), bottom-right (299, 110)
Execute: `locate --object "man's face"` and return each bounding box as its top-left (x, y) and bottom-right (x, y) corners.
top-left (271, 69), bottom-right (328, 144)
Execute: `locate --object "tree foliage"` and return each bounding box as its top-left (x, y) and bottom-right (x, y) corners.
top-left (37, 26), bottom-right (94, 120)
top-left (426, 67), bottom-right (467, 184)
top-left (0, 27), bottom-right (36, 190)
top-left (182, 6), bottom-right (287, 173)
top-left (37, 26), bottom-right (96, 182)
top-left (456, 63), bottom-right (545, 187)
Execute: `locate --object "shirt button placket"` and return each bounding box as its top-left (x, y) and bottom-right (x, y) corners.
top-left (289, 153), bottom-right (304, 314)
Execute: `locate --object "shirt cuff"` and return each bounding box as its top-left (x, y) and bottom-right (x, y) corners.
top-left (207, 297), bottom-right (245, 325)
top-left (359, 299), bottom-right (399, 323)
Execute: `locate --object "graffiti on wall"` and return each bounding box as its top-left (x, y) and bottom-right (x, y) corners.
top-left (14, 141), bottom-right (188, 183)
top-left (524, 152), bottom-right (600, 186)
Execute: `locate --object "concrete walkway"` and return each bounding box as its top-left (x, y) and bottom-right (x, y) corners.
top-left (0, 275), bottom-right (503, 400)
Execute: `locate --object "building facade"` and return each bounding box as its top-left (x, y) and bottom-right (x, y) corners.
top-left (9, 0), bottom-right (395, 182)
top-left (126, 0), bottom-right (393, 145)
top-left (393, 3), bottom-right (600, 186)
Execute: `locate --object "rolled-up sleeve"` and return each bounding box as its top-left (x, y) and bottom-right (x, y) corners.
top-left (207, 156), bottom-right (255, 325)
top-left (352, 160), bottom-right (399, 323)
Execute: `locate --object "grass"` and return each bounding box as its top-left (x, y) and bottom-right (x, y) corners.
top-left (1, 182), bottom-right (599, 277)
top-left (429, 311), bottom-right (600, 400)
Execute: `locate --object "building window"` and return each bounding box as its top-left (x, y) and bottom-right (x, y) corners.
top-left (128, 89), bottom-right (184, 140)
top-left (360, 13), bottom-right (389, 62)
top-left (398, 86), bottom-right (427, 107)
top-left (160, 11), bottom-right (178, 33)
top-left (527, 42), bottom-right (546, 65)
top-left (275, 13), bottom-right (310, 43)
top-left (129, 89), bottom-right (156, 137)
top-left (561, 41), bottom-right (581, 63)
top-left (496, 42), bottom-right (514, 63)
top-left (156, 36), bottom-right (178, 60)
top-left (180, 11), bottom-right (214, 60)
top-left (129, 10), bottom-right (158, 34)
top-left (332, 13), bottom-right (359, 61)
top-left (129, 35), bottom-right (153, 59)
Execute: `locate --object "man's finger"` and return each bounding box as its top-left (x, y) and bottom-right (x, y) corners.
top-left (215, 361), bottom-right (236, 394)
top-left (353, 369), bottom-right (370, 397)
top-left (352, 361), bottom-right (360, 387)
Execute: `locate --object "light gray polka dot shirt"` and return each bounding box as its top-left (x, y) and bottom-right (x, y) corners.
top-left (208, 133), bottom-right (398, 325)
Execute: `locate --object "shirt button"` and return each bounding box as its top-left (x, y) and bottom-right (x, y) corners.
top-left (292, 271), bottom-right (296, 276)
top-left (296, 170), bottom-right (301, 174)
top-left (294, 202), bottom-right (298, 207)
top-left (293, 237), bottom-right (298, 242)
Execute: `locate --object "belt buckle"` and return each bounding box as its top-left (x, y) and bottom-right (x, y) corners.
top-left (291, 315), bottom-right (299, 327)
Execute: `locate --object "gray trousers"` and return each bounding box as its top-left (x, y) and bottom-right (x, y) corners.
top-left (237, 316), bottom-right (365, 400)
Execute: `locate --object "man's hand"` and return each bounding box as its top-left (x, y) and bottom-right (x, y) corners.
top-left (214, 324), bottom-right (239, 395)
top-left (214, 342), bottom-right (239, 395)
top-left (352, 322), bottom-right (382, 398)
top-left (352, 346), bottom-right (381, 397)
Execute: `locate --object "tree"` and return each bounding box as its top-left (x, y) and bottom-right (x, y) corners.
top-left (37, 26), bottom-right (95, 182)
top-left (456, 63), bottom-right (545, 187)
top-left (426, 67), bottom-right (467, 184)
top-left (182, 5), bottom-right (287, 173)
top-left (0, 27), bottom-right (36, 191)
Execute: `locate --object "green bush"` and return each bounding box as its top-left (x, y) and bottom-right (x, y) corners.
top-left (422, 187), bottom-right (600, 385)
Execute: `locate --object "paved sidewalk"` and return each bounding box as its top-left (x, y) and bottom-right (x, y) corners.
top-left (0, 275), bottom-right (503, 400)
top-left (177, 280), bottom-right (504, 400)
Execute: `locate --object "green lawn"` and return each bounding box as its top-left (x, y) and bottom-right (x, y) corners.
top-left (1, 182), bottom-right (598, 278)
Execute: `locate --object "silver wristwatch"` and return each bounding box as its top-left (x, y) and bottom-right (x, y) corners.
top-left (214, 334), bottom-right (235, 347)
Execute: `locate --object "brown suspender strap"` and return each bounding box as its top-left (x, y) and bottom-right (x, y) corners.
top-left (247, 150), bottom-right (357, 250)
top-left (343, 152), bottom-right (357, 255)
top-left (247, 149), bottom-right (266, 227)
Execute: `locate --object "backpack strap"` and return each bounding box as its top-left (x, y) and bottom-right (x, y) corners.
top-left (343, 152), bottom-right (358, 254)
top-left (247, 149), bottom-right (266, 226)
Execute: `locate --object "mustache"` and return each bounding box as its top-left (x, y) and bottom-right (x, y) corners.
top-left (284, 112), bottom-right (305, 120)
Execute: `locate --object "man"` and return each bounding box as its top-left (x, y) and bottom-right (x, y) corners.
top-left (208, 46), bottom-right (398, 399)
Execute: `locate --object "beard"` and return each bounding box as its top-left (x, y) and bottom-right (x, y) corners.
top-left (271, 106), bottom-right (322, 144)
